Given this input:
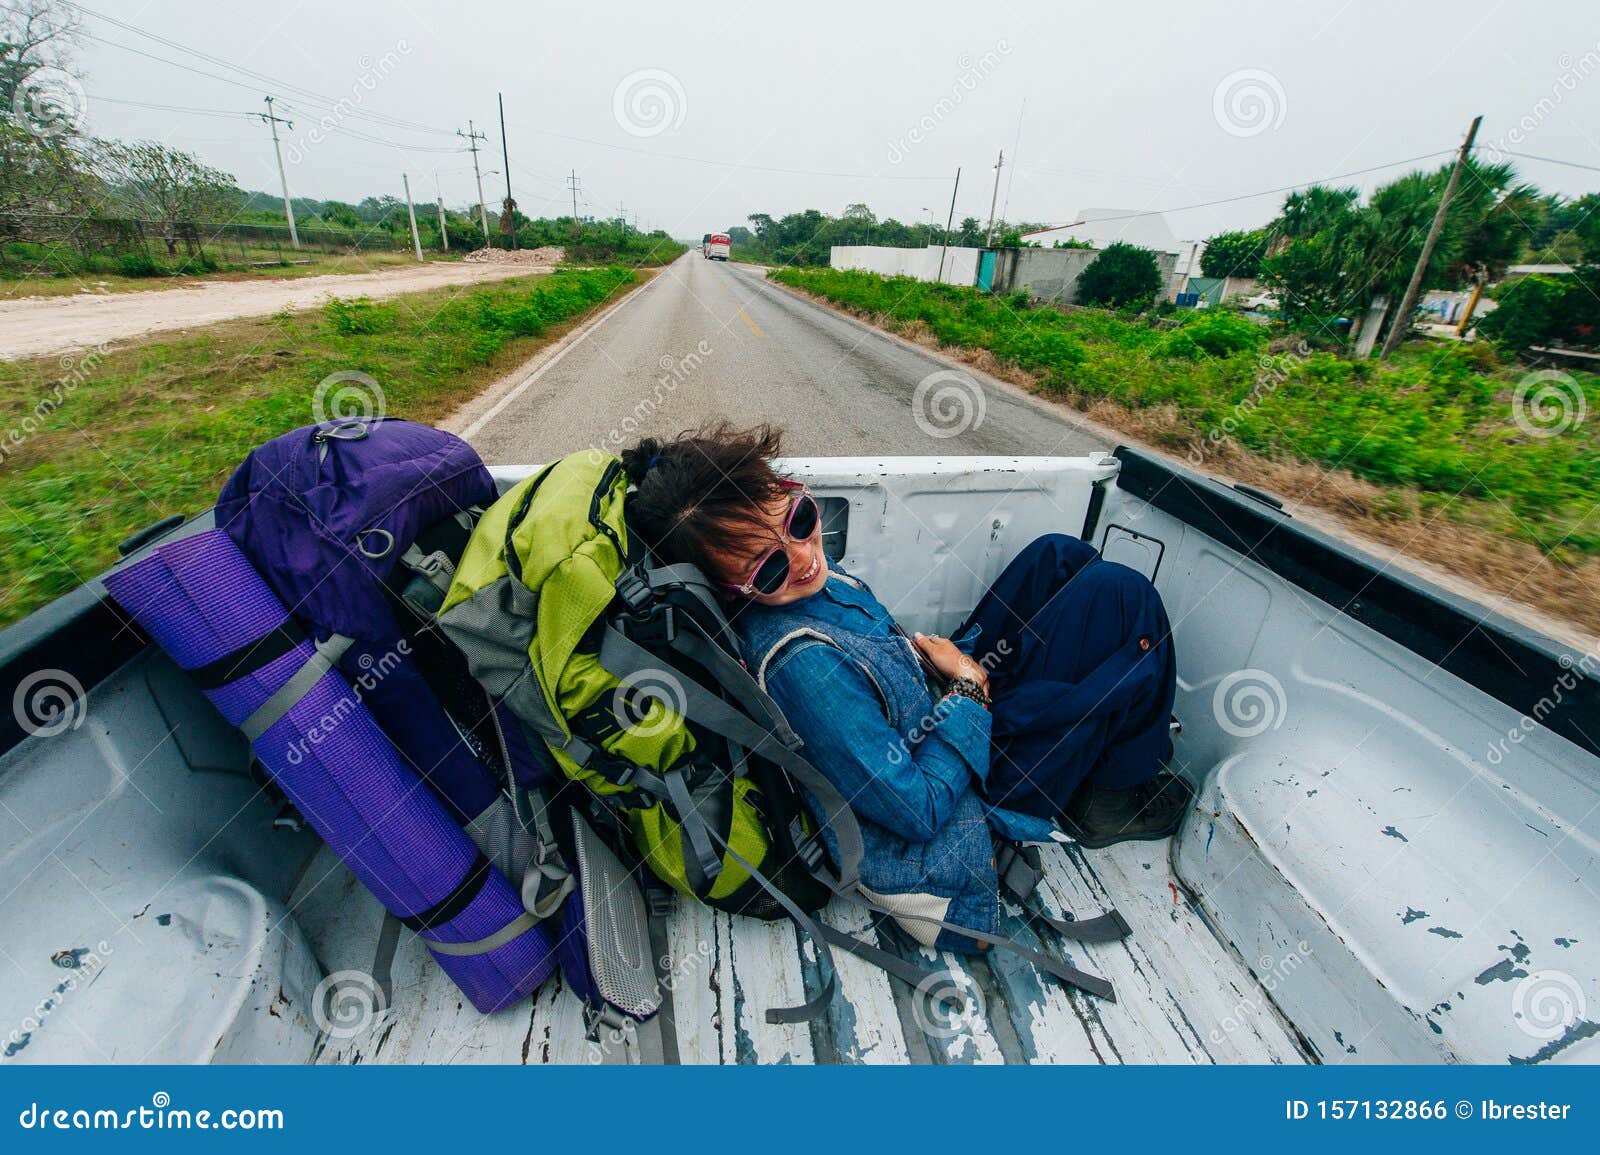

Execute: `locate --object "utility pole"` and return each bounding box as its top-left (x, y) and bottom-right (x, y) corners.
top-left (458, 121), bottom-right (491, 247)
top-left (568, 170), bottom-right (581, 234)
top-left (1380, 115), bottom-right (1482, 359)
top-left (436, 194), bottom-right (450, 252)
top-left (937, 166), bottom-right (961, 283)
top-left (498, 92), bottom-right (516, 250)
top-left (618, 201), bottom-right (626, 240)
top-left (402, 173), bottom-right (424, 263)
top-left (984, 149), bottom-right (1004, 248)
top-left (261, 96), bottom-right (299, 250)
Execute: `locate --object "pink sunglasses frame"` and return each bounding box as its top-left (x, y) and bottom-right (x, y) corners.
top-left (713, 480), bottom-right (821, 596)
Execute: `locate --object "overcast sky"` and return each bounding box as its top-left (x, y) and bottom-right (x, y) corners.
top-left (70, 0), bottom-right (1600, 242)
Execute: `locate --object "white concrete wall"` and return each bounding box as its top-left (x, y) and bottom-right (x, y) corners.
top-left (829, 245), bottom-right (982, 286)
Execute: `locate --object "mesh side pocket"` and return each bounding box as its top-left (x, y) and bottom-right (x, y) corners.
top-left (571, 810), bottom-right (661, 1021)
top-left (464, 792), bottom-right (538, 885)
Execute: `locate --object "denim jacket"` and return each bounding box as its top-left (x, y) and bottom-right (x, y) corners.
top-left (735, 568), bottom-right (1055, 952)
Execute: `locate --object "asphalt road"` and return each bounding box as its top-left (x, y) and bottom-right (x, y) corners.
top-left (464, 253), bottom-right (1111, 463)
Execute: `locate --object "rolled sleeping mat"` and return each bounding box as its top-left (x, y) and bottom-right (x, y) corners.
top-left (104, 528), bottom-right (557, 1013)
top-left (340, 635), bottom-right (500, 824)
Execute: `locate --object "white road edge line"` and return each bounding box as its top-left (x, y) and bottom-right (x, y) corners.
top-left (458, 263), bottom-right (673, 441)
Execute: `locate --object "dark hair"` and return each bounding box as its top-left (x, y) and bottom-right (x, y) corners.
top-left (621, 421), bottom-right (788, 584)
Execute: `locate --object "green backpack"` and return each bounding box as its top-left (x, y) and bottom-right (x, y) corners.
top-left (438, 451), bottom-right (856, 922)
top-left (439, 450), bottom-right (1129, 1019)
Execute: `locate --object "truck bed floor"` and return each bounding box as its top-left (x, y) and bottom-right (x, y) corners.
top-left (292, 834), bottom-right (1310, 1065)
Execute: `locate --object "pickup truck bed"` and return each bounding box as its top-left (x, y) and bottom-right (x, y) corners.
top-left (3, 449), bottom-right (1594, 1065)
top-left (296, 824), bottom-right (1307, 1065)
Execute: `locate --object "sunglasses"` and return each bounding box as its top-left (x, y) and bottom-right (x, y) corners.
top-left (715, 482), bottom-right (822, 596)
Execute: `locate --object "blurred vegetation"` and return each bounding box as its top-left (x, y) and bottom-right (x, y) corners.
top-left (727, 206), bottom-right (1052, 267)
top-left (771, 267), bottom-right (1599, 562)
top-left (0, 267), bottom-right (640, 626)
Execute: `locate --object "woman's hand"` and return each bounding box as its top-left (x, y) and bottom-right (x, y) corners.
top-left (912, 632), bottom-right (989, 691)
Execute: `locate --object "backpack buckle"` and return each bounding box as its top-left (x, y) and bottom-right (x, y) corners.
top-left (615, 568), bottom-right (653, 613)
top-left (791, 817), bottom-right (825, 870)
top-left (626, 604), bottom-right (675, 646)
top-left (582, 1001), bottom-right (632, 1042)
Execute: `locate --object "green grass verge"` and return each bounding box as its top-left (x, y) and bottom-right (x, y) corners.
top-left (0, 247), bottom-right (451, 300)
top-left (769, 267), bottom-right (1600, 562)
top-left (0, 266), bottom-right (639, 627)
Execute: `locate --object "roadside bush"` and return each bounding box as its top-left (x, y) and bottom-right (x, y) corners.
top-left (323, 296), bottom-right (399, 335)
top-left (116, 252), bottom-right (164, 278)
top-left (1160, 310), bottom-right (1265, 359)
top-left (1476, 272), bottom-right (1600, 354)
top-left (770, 265), bottom-right (1600, 560)
top-left (1076, 243), bottom-right (1163, 310)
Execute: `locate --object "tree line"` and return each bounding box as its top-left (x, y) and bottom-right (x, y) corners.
top-left (1199, 159), bottom-right (1600, 352)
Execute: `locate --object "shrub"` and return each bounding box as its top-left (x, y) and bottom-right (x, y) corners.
top-left (1076, 243), bottom-right (1163, 310)
top-left (1160, 310), bottom-right (1266, 359)
top-left (323, 296), bottom-right (398, 335)
top-left (1476, 272), bottom-right (1600, 354)
top-left (116, 252), bottom-right (164, 278)
top-left (1200, 229), bottom-right (1269, 279)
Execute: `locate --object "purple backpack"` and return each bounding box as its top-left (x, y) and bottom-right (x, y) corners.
top-left (215, 418), bottom-right (511, 821)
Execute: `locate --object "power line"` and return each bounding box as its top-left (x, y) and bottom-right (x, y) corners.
top-left (1025, 150), bottom-right (1460, 229)
top-left (1501, 150), bottom-right (1600, 176)
top-left (82, 93), bottom-right (260, 118)
top-left (76, 30), bottom-right (453, 152)
top-left (66, 2), bottom-right (459, 139)
top-left (80, 83), bottom-right (466, 155)
top-left (62, 17), bottom-right (457, 148)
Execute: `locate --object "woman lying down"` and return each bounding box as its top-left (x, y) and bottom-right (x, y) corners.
top-left (622, 422), bottom-right (1189, 954)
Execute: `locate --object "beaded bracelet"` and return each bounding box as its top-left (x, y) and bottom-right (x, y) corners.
top-left (944, 676), bottom-right (991, 709)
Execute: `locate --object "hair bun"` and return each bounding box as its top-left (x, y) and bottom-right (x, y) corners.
top-left (621, 438), bottom-right (662, 486)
